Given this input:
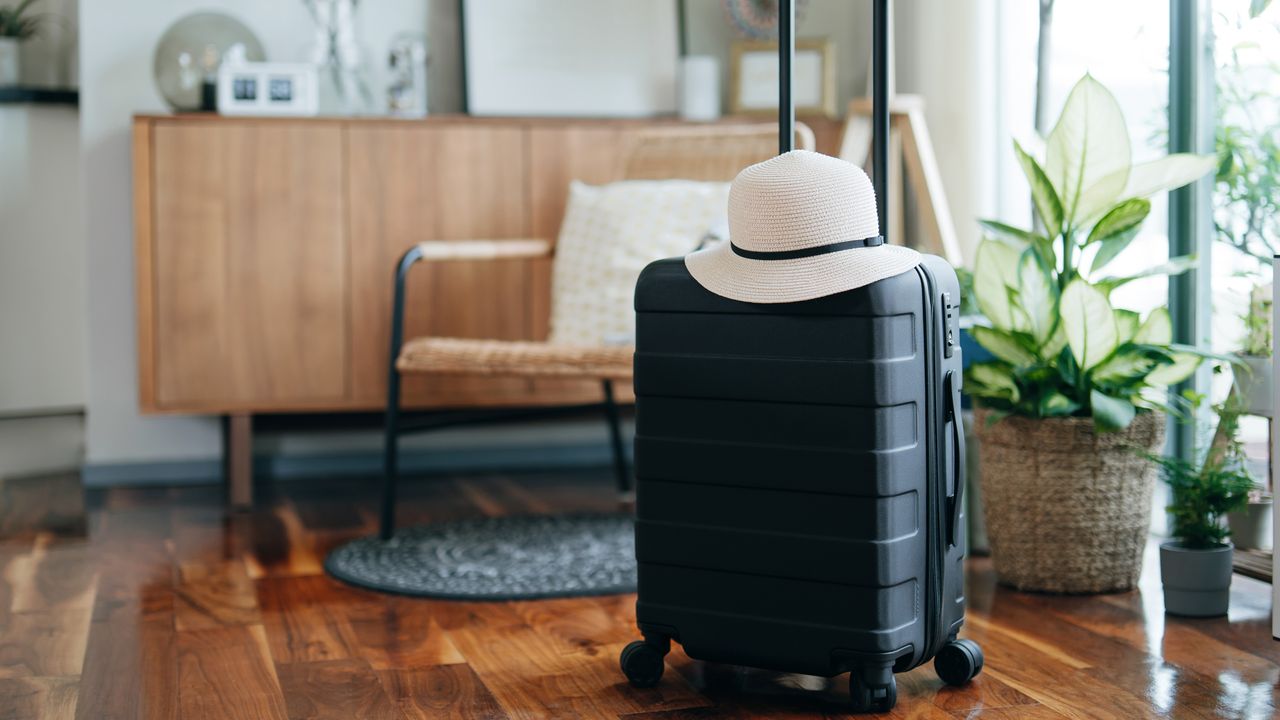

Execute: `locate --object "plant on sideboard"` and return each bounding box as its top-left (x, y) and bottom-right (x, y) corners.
top-left (967, 74), bottom-right (1218, 594)
top-left (0, 0), bottom-right (43, 86)
top-left (1149, 401), bottom-right (1254, 616)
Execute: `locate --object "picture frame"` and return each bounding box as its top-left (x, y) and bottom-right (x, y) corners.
top-left (729, 38), bottom-right (836, 117)
top-left (461, 0), bottom-right (679, 117)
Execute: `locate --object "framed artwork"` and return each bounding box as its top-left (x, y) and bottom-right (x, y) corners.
top-left (462, 0), bottom-right (679, 117)
top-left (730, 38), bottom-right (836, 117)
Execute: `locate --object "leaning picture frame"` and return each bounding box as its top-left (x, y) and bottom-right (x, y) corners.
top-left (462, 0), bottom-right (679, 117)
top-left (730, 38), bottom-right (835, 117)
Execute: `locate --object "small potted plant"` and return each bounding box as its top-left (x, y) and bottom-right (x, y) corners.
top-left (0, 0), bottom-right (42, 86)
top-left (1149, 403), bottom-right (1254, 617)
top-left (1232, 286), bottom-right (1272, 417)
top-left (965, 74), bottom-right (1217, 593)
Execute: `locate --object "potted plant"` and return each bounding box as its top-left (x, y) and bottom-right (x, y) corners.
top-left (1227, 292), bottom-right (1272, 549)
top-left (0, 0), bottom-right (41, 86)
top-left (1149, 404), bottom-right (1254, 616)
top-left (965, 74), bottom-right (1217, 593)
top-left (1232, 286), bottom-right (1273, 416)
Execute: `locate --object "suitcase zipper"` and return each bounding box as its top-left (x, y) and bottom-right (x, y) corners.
top-left (916, 264), bottom-right (947, 664)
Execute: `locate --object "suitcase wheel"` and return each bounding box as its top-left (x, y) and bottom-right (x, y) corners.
top-left (620, 639), bottom-right (668, 688)
top-left (934, 638), bottom-right (984, 686)
top-left (850, 672), bottom-right (897, 713)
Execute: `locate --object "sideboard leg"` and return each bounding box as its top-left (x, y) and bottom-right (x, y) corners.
top-left (223, 413), bottom-right (254, 511)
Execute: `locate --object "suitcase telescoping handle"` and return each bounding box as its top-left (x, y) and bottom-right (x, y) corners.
top-left (776, 0), bottom-right (890, 242)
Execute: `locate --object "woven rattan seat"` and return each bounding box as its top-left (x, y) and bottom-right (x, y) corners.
top-left (397, 337), bottom-right (633, 379)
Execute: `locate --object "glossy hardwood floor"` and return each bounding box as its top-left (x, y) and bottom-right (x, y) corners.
top-left (1, 468), bottom-right (1277, 719)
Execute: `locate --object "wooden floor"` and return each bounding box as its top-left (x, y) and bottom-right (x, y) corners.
top-left (1, 468), bottom-right (1278, 719)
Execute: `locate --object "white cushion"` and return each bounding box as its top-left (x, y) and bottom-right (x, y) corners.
top-left (548, 180), bottom-right (730, 346)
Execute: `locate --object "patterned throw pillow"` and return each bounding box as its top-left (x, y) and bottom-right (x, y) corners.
top-left (548, 180), bottom-right (730, 346)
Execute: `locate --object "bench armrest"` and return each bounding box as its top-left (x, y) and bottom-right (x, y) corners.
top-left (412, 238), bottom-right (553, 262)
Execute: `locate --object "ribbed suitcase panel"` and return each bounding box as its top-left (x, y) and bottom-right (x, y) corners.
top-left (634, 354), bottom-right (920, 406)
top-left (638, 565), bottom-right (917, 631)
top-left (636, 480), bottom-right (920, 586)
top-left (636, 397), bottom-right (916, 452)
top-left (636, 312), bottom-right (915, 360)
top-left (634, 437), bottom-right (923, 497)
top-left (640, 481), bottom-right (917, 539)
top-left (636, 521), bottom-right (920, 586)
top-left (634, 603), bottom-right (906, 677)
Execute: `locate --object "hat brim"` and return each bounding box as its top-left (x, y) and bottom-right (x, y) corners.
top-left (684, 240), bottom-right (923, 304)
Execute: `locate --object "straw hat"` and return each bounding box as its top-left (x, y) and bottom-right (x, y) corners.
top-left (685, 150), bottom-right (921, 304)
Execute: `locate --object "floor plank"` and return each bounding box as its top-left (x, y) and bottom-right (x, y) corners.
top-left (0, 675), bottom-right (79, 720)
top-left (174, 559), bottom-right (261, 631)
top-left (343, 598), bottom-right (466, 670)
top-left (377, 664), bottom-right (509, 720)
top-left (256, 574), bottom-right (377, 664)
top-left (276, 658), bottom-right (403, 720)
top-left (175, 625), bottom-right (288, 720)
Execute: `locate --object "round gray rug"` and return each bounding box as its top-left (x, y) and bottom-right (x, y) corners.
top-left (325, 514), bottom-right (636, 600)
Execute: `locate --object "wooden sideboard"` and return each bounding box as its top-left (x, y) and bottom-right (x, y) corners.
top-left (132, 113), bottom-right (843, 417)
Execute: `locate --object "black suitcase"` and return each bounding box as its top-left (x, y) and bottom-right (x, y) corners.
top-left (618, 1), bottom-right (983, 713)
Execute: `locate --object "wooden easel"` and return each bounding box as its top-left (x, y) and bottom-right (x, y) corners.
top-left (838, 95), bottom-right (963, 266)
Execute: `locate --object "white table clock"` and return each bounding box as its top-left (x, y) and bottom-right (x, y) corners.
top-left (217, 60), bottom-right (319, 117)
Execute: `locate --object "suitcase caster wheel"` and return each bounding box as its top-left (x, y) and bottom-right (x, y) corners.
top-left (620, 640), bottom-right (666, 688)
top-left (850, 674), bottom-right (896, 713)
top-left (935, 638), bottom-right (984, 686)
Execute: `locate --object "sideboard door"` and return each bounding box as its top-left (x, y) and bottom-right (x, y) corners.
top-left (148, 121), bottom-right (349, 410)
top-left (347, 124), bottom-right (534, 409)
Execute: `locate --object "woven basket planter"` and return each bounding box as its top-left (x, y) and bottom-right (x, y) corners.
top-left (974, 408), bottom-right (1165, 594)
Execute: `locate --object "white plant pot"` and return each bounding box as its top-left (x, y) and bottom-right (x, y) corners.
top-left (1227, 498), bottom-right (1273, 551)
top-left (1233, 354), bottom-right (1273, 417)
top-left (0, 38), bottom-right (20, 87)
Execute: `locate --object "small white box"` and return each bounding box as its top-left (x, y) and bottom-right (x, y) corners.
top-left (217, 62), bottom-right (319, 117)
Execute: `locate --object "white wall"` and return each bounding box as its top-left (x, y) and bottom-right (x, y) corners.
top-left (0, 0), bottom-right (82, 417)
top-left (79, 0), bottom-right (427, 465)
top-left (896, 0), bottom-right (1000, 263)
top-left (0, 105), bottom-right (84, 415)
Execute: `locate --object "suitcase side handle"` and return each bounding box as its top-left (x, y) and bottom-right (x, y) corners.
top-left (945, 369), bottom-right (965, 548)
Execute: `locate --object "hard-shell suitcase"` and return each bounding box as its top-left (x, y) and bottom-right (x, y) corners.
top-left (618, 1), bottom-right (983, 712)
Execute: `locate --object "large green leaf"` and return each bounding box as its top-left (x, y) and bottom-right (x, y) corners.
top-left (1040, 391), bottom-right (1080, 417)
top-left (1120, 154), bottom-right (1217, 199)
top-left (1060, 280), bottom-right (1118, 370)
top-left (1096, 255), bottom-right (1198, 293)
top-left (1018, 249), bottom-right (1056, 343)
top-left (972, 240), bottom-right (1022, 330)
top-left (1114, 309), bottom-right (1141, 343)
top-left (1145, 352), bottom-right (1202, 387)
top-left (1090, 389), bottom-right (1137, 431)
top-left (1045, 75), bottom-right (1132, 228)
top-left (1092, 349), bottom-right (1156, 385)
top-left (969, 326), bottom-right (1038, 366)
top-left (968, 362), bottom-right (1020, 402)
top-left (1044, 321), bottom-right (1069, 359)
top-left (978, 219), bottom-right (1042, 246)
top-left (1014, 140), bottom-right (1064, 240)
top-left (1089, 230), bottom-right (1139, 275)
top-left (1134, 308), bottom-right (1172, 345)
top-left (1086, 199), bottom-right (1151, 245)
